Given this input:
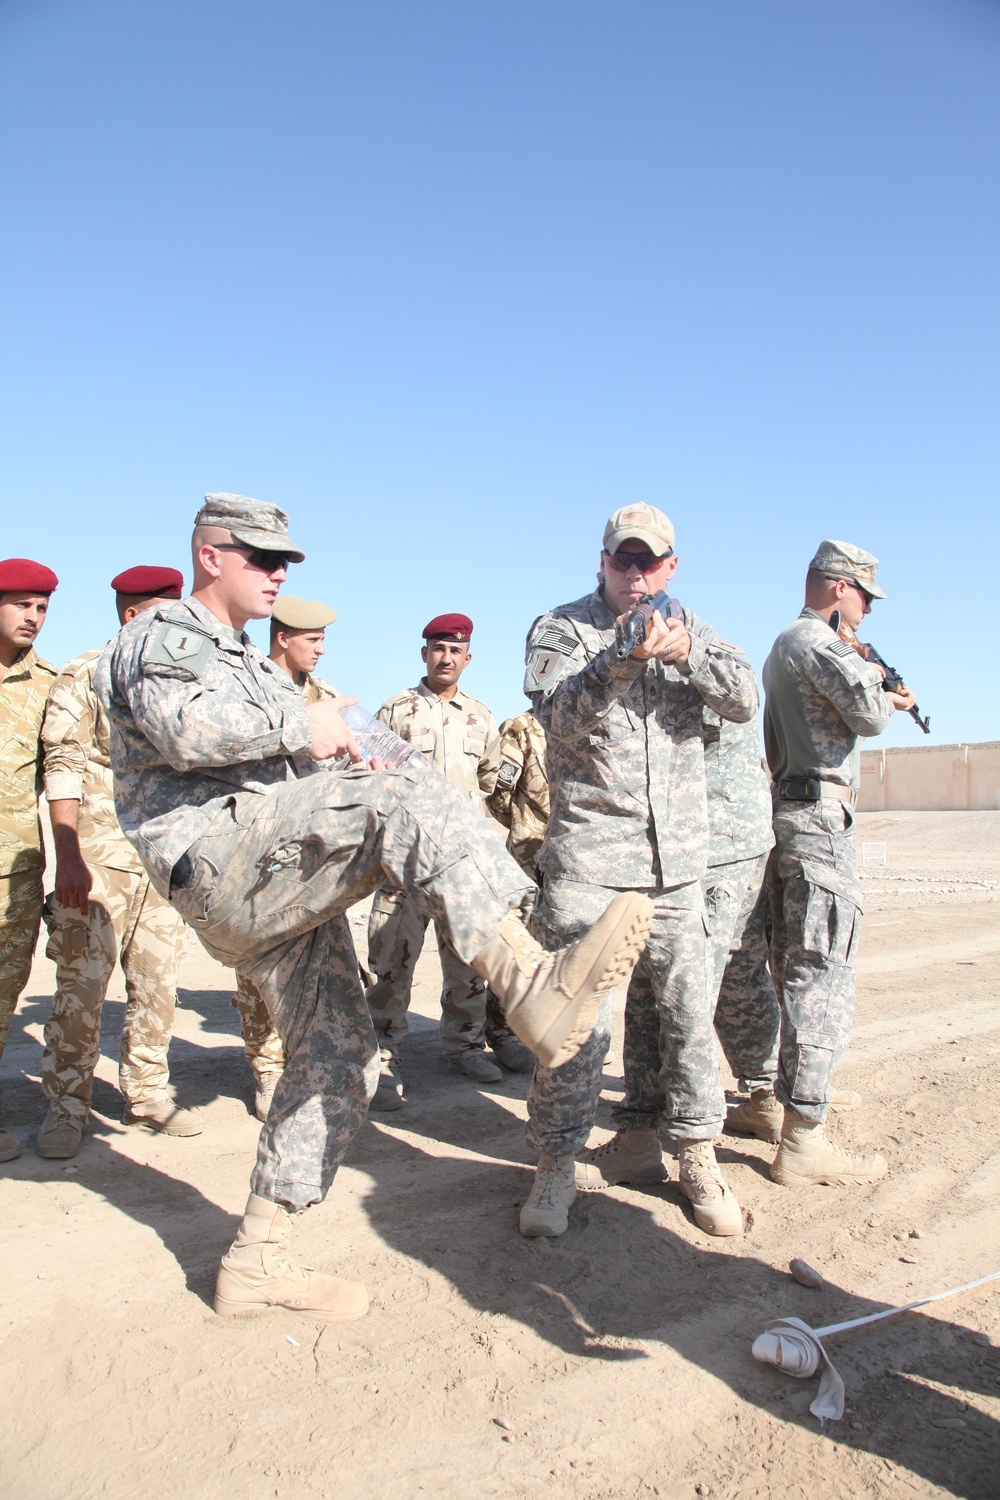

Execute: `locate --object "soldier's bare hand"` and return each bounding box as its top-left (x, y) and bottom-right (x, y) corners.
top-left (886, 684), bottom-right (916, 712)
top-left (630, 613), bottom-right (691, 666)
top-left (307, 697), bottom-right (362, 763)
top-left (55, 852), bottom-right (93, 916)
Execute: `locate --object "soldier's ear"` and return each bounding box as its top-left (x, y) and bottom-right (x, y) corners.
top-left (421, 644), bottom-right (428, 664)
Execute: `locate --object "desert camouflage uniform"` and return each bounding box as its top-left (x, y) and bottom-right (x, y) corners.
top-left (366, 681), bottom-right (503, 1059)
top-left (39, 650), bottom-right (189, 1119)
top-left (230, 673), bottom-right (338, 1084)
top-left (97, 597), bottom-right (533, 1210)
top-left (484, 710), bottom-right (550, 1048)
top-left (521, 589), bottom-right (758, 1156)
top-left (0, 645), bottom-right (58, 1057)
top-left (763, 606), bottom-right (892, 1122)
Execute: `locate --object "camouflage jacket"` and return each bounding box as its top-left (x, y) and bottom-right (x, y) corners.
top-left (301, 673), bottom-right (339, 703)
top-left (96, 596), bottom-right (314, 896)
top-left (486, 711), bottom-right (549, 877)
top-left (524, 590), bottom-right (759, 888)
top-left (41, 649), bottom-right (144, 874)
top-left (763, 607), bottom-right (892, 791)
top-left (702, 707), bottom-right (773, 869)
top-left (0, 645), bottom-right (59, 877)
top-left (377, 679), bottom-right (500, 810)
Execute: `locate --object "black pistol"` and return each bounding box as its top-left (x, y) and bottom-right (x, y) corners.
top-left (614, 591), bottom-right (683, 661)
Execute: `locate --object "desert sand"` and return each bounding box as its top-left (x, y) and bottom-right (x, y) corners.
top-left (1, 810), bottom-right (999, 1499)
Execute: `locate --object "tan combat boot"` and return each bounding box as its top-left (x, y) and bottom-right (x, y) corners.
top-left (0, 1123), bottom-right (21, 1162)
top-left (370, 1049), bottom-right (404, 1112)
top-left (677, 1141), bottom-right (743, 1236)
top-left (725, 1088), bottom-right (783, 1144)
top-left (124, 1099), bottom-right (202, 1136)
top-left (472, 893), bottom-right (653, 1069)
top-left (829, 1085), bottom-right (862, 1110)
top-left (36, 1106), bottom-right (83, 1160)
top-left (214, 1193), bottom-right (369, 1319)
top-left (770, 1113), bottom-right (887, 1187)
top-left (577, 1128), bottom-right (668, 1187)
top-left (519, 1153), bottom-right (578, 1237)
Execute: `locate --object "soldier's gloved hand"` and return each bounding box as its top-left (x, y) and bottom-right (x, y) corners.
top-left (307, 697), bottom-right (363, 763)
top-left (886, 684), bottom-right (916, 712)
top-left (55, 851), bottom-right (93, 916)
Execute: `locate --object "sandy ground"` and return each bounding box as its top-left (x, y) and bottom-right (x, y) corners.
top-left (2, 810), bottom-right (999, 1500)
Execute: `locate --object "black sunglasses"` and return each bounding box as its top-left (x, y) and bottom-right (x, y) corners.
top-left (214, 542), bottom-right (293, 572)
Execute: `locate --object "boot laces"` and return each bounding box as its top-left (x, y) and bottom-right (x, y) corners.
top-left (681, 1143), bottom-right (726, 1199)
top-left (532, 1159), bottom-right (573, 1208)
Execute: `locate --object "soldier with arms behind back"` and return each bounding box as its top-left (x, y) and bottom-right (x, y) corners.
top-left (37, 567), bottom-right (198, 1159)
top-left (0, 559), bottom-right (58, 1161)
top-left (763, 540), bottom-right (915, 1187)
top-left (366, 614), bottom-right (508, 1108)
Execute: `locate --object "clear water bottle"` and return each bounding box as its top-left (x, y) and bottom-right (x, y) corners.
top-left (340, 704), bottom-right (426, 769)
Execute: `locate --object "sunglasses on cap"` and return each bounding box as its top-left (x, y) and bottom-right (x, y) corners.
top-left (603, 547), bottom-right (674, 574)
top-left (214, 542), bottom-right (294, 572)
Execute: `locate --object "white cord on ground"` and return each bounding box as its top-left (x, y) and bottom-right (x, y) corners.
top-left (751, 1268), bottom-right (1000, 1422)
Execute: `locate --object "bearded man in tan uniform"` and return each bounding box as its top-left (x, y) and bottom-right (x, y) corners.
top-left (366, 613), bottom-right (504, 1107)
top-left (37, 566), bottom-right (197, 1159)
top-left (231, 596), bottom-right (339, 1120)
top-left (0, 558), bottom-right (59, 1162)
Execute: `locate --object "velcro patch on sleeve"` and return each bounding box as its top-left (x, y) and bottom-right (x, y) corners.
top-left (495, 758), bottom-right (520, 789)
top-left (143, 621), bottom-right (214, 679)
top-left (533, 626), bottom-right (578, 654)
top-left (825, 639), bottom-right (855, 658)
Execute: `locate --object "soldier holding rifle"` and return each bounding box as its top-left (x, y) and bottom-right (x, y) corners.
top-left (763, 539), bottom-right (916, 1188)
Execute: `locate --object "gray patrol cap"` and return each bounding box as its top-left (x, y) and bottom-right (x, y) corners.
top-left (271, 596), bottom-right (336, 630)
top-left (195, 493), bottom-right (305, 563)
top-left (809, 538), bottom-right (886, 600)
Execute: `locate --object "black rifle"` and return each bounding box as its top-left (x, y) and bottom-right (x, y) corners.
top-left (614, 591), bottom-right (684, 660)
top-left (830, 612), bottom-right (930, 734)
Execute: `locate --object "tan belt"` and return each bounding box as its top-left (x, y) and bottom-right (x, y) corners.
top-left (778, 776), bottom-right (857, 808)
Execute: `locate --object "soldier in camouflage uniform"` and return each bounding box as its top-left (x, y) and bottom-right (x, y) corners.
top-left (36, 567), bottom-right (197, 1160)
top-left (482, 710), bottom-right (550, 1072)
top-left (231, 596), bottom-right (340, 1121)
top-left (366, 614), bottom-right (507, 1107)
top-left (97, 493), bottom-right (652, 1321)
top-left (518, 505), bottom-right (758, 1240)
top-left (0, 559), bottom-right (59, 1162)
top-left (762, 540), bottom-right (915, 1188)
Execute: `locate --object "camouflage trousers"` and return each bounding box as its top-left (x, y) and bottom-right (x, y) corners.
top-left (767, 796), bottom-right (862, 1124)
top-left (366, 887), bottom-right (489, 1057)
top-left (705, 852), bottom-right (779, 1092)
top-left (168, 761), bottom-right (532, 1210)
top-left (526, 877), bottom-right (723, 1158)
top-left (0, 870), bottom-right (44, 1059)
top-left (231, 976), bottom-right (287, 1081)
top-left (41, 863), bottom-right (188, 1120)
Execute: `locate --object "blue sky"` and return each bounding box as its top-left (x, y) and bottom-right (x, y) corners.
top-left (1, 0), bottom-right (997, 744)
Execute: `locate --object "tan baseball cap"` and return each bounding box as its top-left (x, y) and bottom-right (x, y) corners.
top-left (195, 493), bottom-right (306, 563)
top-left (809, 539), bottom-right (886, 600)
top-left (271, 596), bottom-right (336, 630)
top-left (603, 503), bottom-right (675, 556)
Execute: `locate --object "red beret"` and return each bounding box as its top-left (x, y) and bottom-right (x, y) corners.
top-left (423, 612), bottom-right (473, 641)
top-left (111, 565), bottom-right (184, 598)
top-left (0, 558), bottom-right (58, 594)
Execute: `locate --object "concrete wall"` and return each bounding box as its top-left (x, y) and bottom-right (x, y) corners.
top-left (859, 741), bottom-right (1000, 812)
